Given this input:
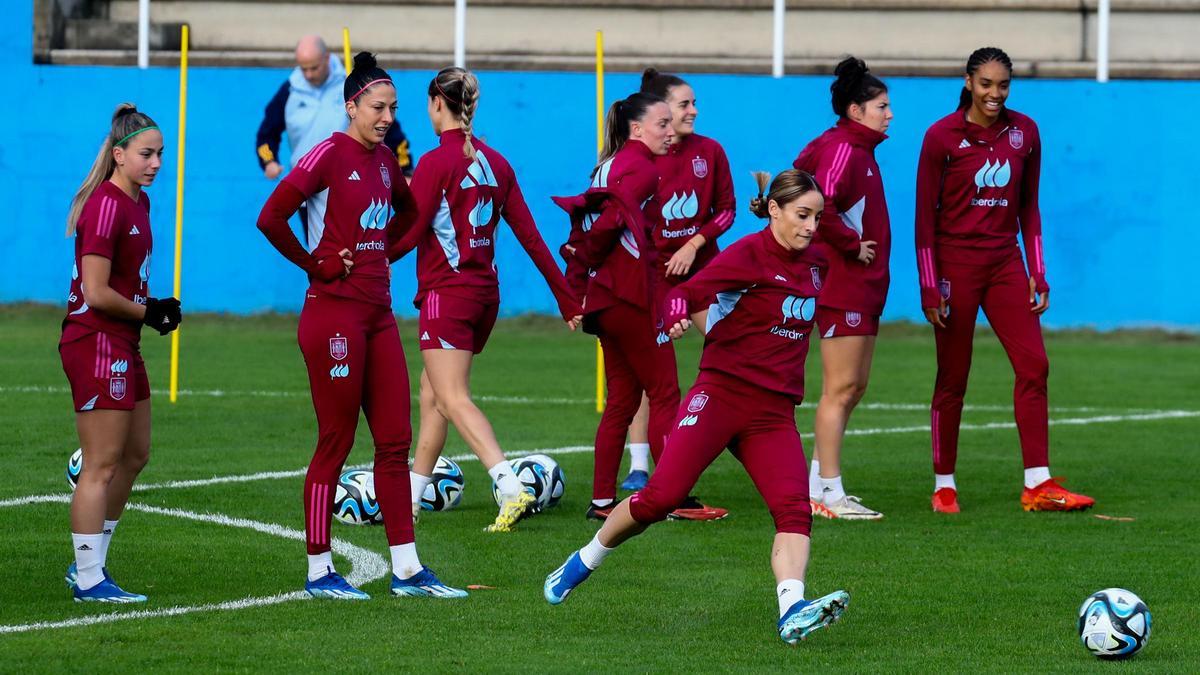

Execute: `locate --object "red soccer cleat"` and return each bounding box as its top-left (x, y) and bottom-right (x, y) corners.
top-left (667, 495), bottom-right (729, 521)
top-left (1021, 477), bottom-right (1095, 512)
top-left (931, 487), bottom-right (960, 514)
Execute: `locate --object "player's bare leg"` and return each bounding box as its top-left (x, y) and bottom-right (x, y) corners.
top-left (410, 369), bottom-right (450, 520)
top-left (811, 335), bottom-right (881, 519)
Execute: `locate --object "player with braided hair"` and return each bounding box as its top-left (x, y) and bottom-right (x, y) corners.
top-left (395, 66), bottom-right (583, 533)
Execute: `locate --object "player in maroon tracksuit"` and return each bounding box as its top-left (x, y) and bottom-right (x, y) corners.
top-left (60, 104), bottom-right (181, 603)
top-left (258, 53), bottom-right (465, 600)
top-left (915, 47), bottom-right (1093, 513)
top-left (391, 67), bottom-right (583, 533)
top-left (793, 57), bottom-right (892, 521)
top-left (555, 92), bottom-right (680, 519)
top-left (602, 69), bottom-right (734, 522)
top-left (545, 170), bottom-right (850, 645)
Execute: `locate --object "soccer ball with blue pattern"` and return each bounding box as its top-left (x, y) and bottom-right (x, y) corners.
top-left (67, 448), bottom-right (83, 491)
top-left (419, 457), bottom-right (465, 512)
top-left (333, 469), bottom-right (383, 525)
top-left (491, 454), bottom-right (565, 513)
top-left (1078, 588), bottom-right (1151, 659)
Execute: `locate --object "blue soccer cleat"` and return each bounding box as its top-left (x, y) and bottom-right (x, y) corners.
top-left (305, 571), bottom-right (370, 600)
top-left (65, 562), bottom-right (113, 589)
top-left (620, 470), bottom-right (649, 491)
top-left (544, 551), bottom-right (592, 605)
top-left (73, 577), bottom-right (147, 604)
top-left (777, 590), bottom-right (850, 644)
top-left (391, 566), bottom-right (468, 598)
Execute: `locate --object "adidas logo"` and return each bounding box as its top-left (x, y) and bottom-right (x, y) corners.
top-left (349, 171), bottom-right (361, 181)
top-left (959, 139), bottom-right (971, 149)
top-left (420, 331), bottom-right (430, 340)
top-left (129, 225), bottom-right (141, 235)
top-left (774, 275), bottom-right (787, 282)
top-left (76, 544), bottom-right (93, 551)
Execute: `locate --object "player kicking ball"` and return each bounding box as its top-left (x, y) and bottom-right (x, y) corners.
top-left (546, 170), bottom-right (849, 644)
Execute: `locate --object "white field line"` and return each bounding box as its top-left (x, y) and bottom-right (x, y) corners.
top-left (0, 384), bottom-right (1150, 413)
top-left (0, 502), bottom-right (387, 635)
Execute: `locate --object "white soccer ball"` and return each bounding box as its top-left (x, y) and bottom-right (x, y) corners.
top-left (419, 457), bottom-right (465, 512)
top-left (1078, 588), bottom-right (1151, 659)
top-left (491, 454), bottom-right (565, 513)
top-left (332, 469), bottom-right (383, 525)
top-left (66, 448), bottom-right (83, 491)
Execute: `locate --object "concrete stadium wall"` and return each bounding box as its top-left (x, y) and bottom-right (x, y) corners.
top-left (4, 3), bottom-right (1198, 328)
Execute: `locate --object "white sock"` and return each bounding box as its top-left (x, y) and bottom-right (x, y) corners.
top-left (488, 461), bottom-right (523, 499)
top-left (390, 542), bottom-right (422, 580)
top-left (808, 459), bottom-right (822, 503)
top-left (935, 473), bottom-right (957, 491)
top-left (591, 498), bottom-right (614, 508)
top-left (72, 533), bottom-right (105, 590)
top-left (578, 533), bottom-right (613, 570)
top-left (99, 519), bottom-right (119, 567)
top-left (307, 552), bottom-right (334, 582)
top-left (821, 475), bottom-right (846, 503)
top-left (777, 579), bottom-right (806, 618)
top-left (1024, 466), bottom-right (1051, 489)
top-left (628, 443), bottom-right (650, 473)
top-left (410, 471), bottom-right (433, 505)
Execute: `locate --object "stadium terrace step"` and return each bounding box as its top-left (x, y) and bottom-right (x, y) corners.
top-left (37, 0), bottom-right (1200, 77)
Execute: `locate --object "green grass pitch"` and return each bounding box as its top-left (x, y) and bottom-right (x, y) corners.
top-left (0, 304), bottom-right (1197, 671)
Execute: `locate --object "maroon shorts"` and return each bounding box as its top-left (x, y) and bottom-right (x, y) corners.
top-left (815, 306), bottom-right (879, 338)
top-left (59, 331), bottom-right (150, 412)
top-left (417, 289), bottom-right (499, 354)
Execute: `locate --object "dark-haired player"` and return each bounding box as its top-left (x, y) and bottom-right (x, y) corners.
top-left (258, 52), bottom-right (466, 599)
top-left (61, 103), bottom-right (181, 603)
top-left (794, 56), bottom-right (892, 520)
top-left (546, 170), bottom-right (850, 645)
top-left (915, 47), bottom-right (1093, 513)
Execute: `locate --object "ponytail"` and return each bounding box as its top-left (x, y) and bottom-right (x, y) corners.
top-left (959, 46), bottom-right (1013, 110)
top-left (428, 66), bottom-right (481, 160)
top-left (594, 92), bottom-right (664, 176)
top-left (749, 169), bottom-right (823, 219)
top-left (66, 103), bottom-right (157, 236)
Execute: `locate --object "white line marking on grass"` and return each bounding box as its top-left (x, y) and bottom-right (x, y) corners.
top-left (0, 503), bottom-right (387, 635)
top-left (0, 384), bottom-right (1152, 413)
top-left (841, 409), bottom-right (1200, 438)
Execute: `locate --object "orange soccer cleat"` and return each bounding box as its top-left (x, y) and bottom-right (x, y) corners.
top-left (931, 487), bottom-right (960, 513)
top-left (1021, 477), bottom-right (1095, 512)
top-left (667, 496), bottom-right (729, 521)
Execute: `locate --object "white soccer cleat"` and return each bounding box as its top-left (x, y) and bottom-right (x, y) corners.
top-left (815, 495), bottom-right (883, 520)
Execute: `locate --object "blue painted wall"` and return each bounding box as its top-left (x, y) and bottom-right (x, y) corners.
top-left (4, 4), bottom-right (1197, 328)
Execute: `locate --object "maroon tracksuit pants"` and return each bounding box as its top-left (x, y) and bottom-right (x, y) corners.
top-left (592, 301), bottom-right (680, 502)
top-left (629, 371), bottom-right (812, 535)
top-left (298, 292), bottom-right (414, 554)
top-left (931, 246), bottom-right (1050, 475)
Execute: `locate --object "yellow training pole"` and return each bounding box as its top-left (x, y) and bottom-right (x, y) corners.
top-left (594, 30), bottom-right (606, 414)
top-left (342, 27), bottom-right (352, 71)
top-left (169, 24), bottom-right (189, 404)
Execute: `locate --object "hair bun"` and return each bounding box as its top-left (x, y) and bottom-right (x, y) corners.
top-left (748, 196), bottom-right (770, 219)
top-left (352, 51), bottom-right (377, 73)
top-left (834, 56), bottom-right (868, 82)
top-left (641, 68), bottom-right (660, 89)
top-left (112, 103), bottom-right (138, 121)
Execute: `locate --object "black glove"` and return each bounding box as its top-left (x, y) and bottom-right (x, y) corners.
top-left (144, 297), bottom-right (182, 335)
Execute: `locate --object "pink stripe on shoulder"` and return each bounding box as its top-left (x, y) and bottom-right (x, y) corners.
top-left (298, 140), bottom-right (335, 172)
top-left (96, 196), bottom-right (116, 238)
top-left (824, 143), bottom-right (852, 194)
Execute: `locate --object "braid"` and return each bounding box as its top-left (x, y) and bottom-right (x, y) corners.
top-left (458, 71), bottom-right (480, 160)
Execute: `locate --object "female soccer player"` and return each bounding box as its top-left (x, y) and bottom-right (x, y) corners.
top-left (555, 92), bottom-right (680, 521)
top-left (61, 103), bottom-right (181, 603)
top-left (915, 47), bottom-right (1093, 513)
top-left (394, 66), bottom-right (583, 533)
top-left (793, 56), bottom-right (892, 520)
top-left (258, 52), bottom-right (465, 599)
top-left (545, 170), bottom-right (850, 644)
top-left (609, 70), bottom-right (734, 526)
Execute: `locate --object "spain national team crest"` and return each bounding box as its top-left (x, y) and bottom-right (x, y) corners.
top-left (810, 266), bottom-right (823, 291)
top-left (1008, 129), bottom-right (1024, 150)
top-left (687, 393), bottom-right (709, 413)
top-left (845, 311), bottom-right (862, 328)
top-left (938, 279), bottom-right (952, 300)
top-left (329, 336), bottom-right (348, 361)
top-left (692, 157), bottom-right (708, 178)
top-left (379, 164), bottom-right (391, 189)
top-left (109, 377), bottom-right (127, 401)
